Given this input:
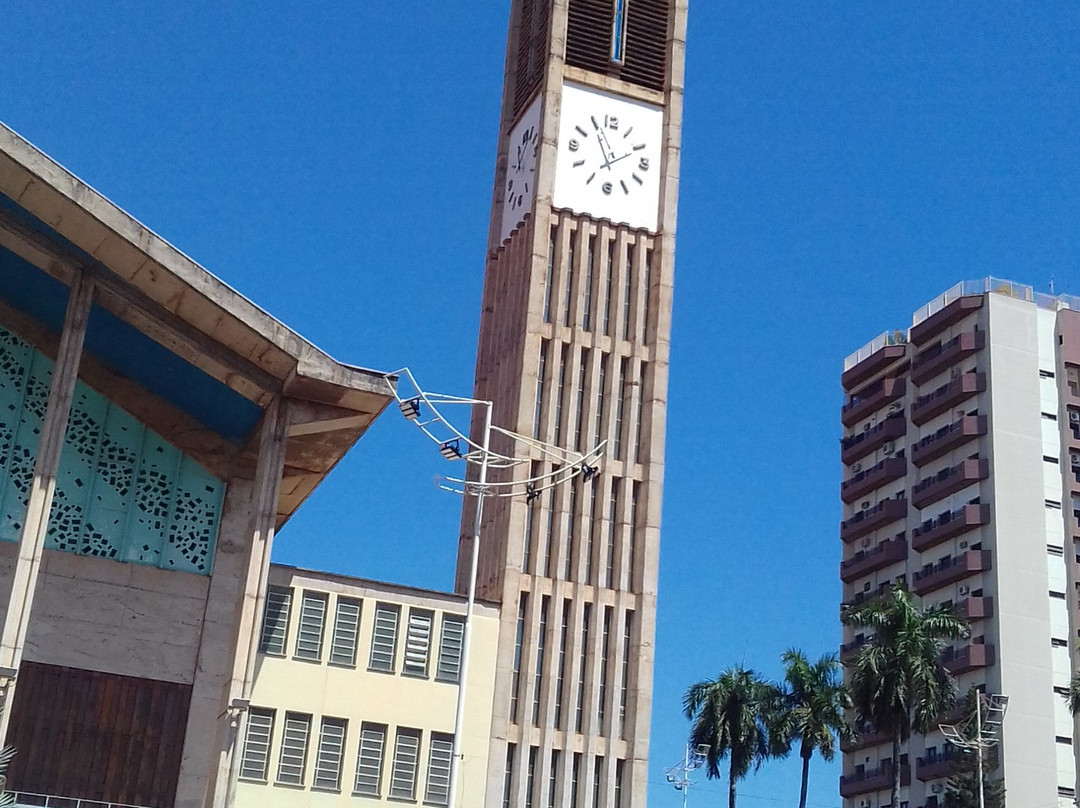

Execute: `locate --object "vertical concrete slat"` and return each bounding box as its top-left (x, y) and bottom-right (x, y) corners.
top-left (0, 272), bottom-right (93, 742)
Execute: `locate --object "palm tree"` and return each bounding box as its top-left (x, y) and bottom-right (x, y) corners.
top-left (844, 583), bottom-right (968, 808)
top-left (682, 666), bottom-right (789, 808)
top-left (781, 649), bottom-right (855, 808)
top-left (1065, 671), bottom-right (1080, 715)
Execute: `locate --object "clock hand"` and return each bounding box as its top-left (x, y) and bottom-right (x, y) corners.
top-left (600, 150), bottom-right (635, 170)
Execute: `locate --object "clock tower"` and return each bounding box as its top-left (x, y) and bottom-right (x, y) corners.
top-left (460, 2), bottom-right (687, 805)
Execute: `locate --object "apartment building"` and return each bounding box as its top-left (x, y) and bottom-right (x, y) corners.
top-left (839, 278), bottom-right (1080, 808)
top-left (235, 565), bottom-right (499, 808)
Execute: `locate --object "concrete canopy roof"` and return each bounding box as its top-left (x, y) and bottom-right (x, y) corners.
top-left (0, 123), bottom-right (394, 526)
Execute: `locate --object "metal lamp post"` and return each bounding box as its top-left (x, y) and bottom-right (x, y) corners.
top-left (940, 692), bottom-right (1008, 808)
top-left (664, 744), bottom-right (707, 808)
top-left (386, 368), bottom-right (605, 808)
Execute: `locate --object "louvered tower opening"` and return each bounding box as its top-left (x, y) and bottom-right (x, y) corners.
top-left (566, 0), bottom-right (671, 92)
top-left (513, 0), bottom-right (551, 117)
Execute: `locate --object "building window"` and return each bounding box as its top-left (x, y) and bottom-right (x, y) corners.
top-left (593, 756), bottom-right (603, 808)
top-left (586, 482), bottom-right (597, 584)
top-left (606, 481), bottom-right (619, 589)
top-left (628, 483), bottom-right (640, 589)
top-left (555, 599), bottom-right (571, 728)
top-left (641, 250), bottom-right (652, 343)
top-left (511, 593), bottom-right (529, 723)
top-left (369, 603), bottom-right (401, 672)
top-left (240, 708), bottom-right (275, 781)
top-left (258, 587), bottom-right (292, 656)
top-left (555, 344), bottom-right (568, 445)
top-left (622, 250), bottom-right (633, 341)
top-left (613, 358), bottom-right (628, 459)
top-left (583, 236), bottom-right (595, 331)
top-left (634, 365), bottom-right (646, 462)
top-left (533, 597), bottom-right (550, 725)
top-left (614, 759), bottom-right (624, 808)
top-left (598, 607), bottom-right (612, 729)
top-left (294, 591), bottom-right (328, 661)
top-left (574, 352), bottom-right (588, 451)
top-left (576, 603), bottom-right (591, 732)
top-left (329, 597), bottom-right (361, 667)
top-left (544, 228), bottom-right (555, 323)
top-left (566, 482), bottom-right (578, 580)
top-left (603, 241), bottom-right (615, 335)
top-left (571, 753), bottom-right (581, 808)
top-left (1057, 735), bottom-right (1073, 745)
top-left (503, 744), bottom-right (517, 808)
top-left (437, 614), bottom-right (466, 683)
top-left (595, 354), bottom-right (608, 444)
top-left (620, 611), bottom-right (633, 738)
top-left (355, 722), bottom-right (387, 796)
top-left (390, 728), bottom-right (422, 801)
top-left (276, 712), bottom-right (312, 786)
top-left (425, 733), bottom-right (454, 806)
top-left (535, 340), bottom-right (549, 439)
top-left (404, 609), bottom-right (434, 678)
top-left (526, 746), bottom-right (538, 808)
top-left (313, 717), bottom-right (347, 791)
top-left (564, 230), bottom-right (576, 326)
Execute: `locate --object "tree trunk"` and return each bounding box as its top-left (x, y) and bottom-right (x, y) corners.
top-left (798, 743), bottom-right (810, 808)
top-left (729, 763), bottom-right (737, 808)
top-left (891, 731), bottom-right (902, 808)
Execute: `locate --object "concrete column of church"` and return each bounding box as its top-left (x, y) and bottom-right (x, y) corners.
top-left (207, 397), bottom-right (289, 808)
top-left (0, 272), bottom-right (93, 743)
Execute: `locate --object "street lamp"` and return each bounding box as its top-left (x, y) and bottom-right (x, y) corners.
top-left (664, 744), bottom-right (708, 808)
top-left (940, 692), bottom-right (1008, 808)
top-left (385, 368), bottom-right (605, 808)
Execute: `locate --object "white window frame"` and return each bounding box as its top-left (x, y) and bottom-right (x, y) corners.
top-left (313, 716), bottom-right (348, 791)
top-left (354, 722), bottom-right (387, 796)
top-left (389, 727), bottom-right (422, 801)
top-left (424, 732), bottom-right (454, 806)
top-left (369, 603), bottom-right (401, 672)
top-left (403, 608), bottom-right (434, 678)
top-left (330, 596), bottom-right (362, 667)
top-left (258, 587), bottom-right (292, 656)
top-left (239, 707), bottom-right (275, 781)
top-left (436, 614), bottom-right (465, 683)
top-left (276, 712), bottom-right (312, 786)
top-left (294, 591), bottom-right (328, 661)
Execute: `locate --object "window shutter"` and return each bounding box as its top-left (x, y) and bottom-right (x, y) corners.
top-left (330, 597), bottom-right (361, 666)
top-left (276, 712), bottom-right (311, 785)
top-left (313, 717), bottom-right (347, 791)
top-left (355, 722), bottom-right (387, 795)
top-left (403, 609), bottom-right (433, 677)
top-left (369, 603), bottom-right (400, 671)
top-left (390, 728), bottom-right (422, 800)
top-left (424, 733), bottom-right (454, 806)
top-left (258, 587), bottom-right (291, 655)
top-left (565, 0), bottom-right (671, 92)
top-left (437, 615), bottom-right (465, 683)
top-left (240, 708), bottom-right (275, 781)
top-left (294, 591), bottom-right (327, 660)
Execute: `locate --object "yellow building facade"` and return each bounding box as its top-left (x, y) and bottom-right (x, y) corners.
top-left (236, 565), bottom-right (500, 808)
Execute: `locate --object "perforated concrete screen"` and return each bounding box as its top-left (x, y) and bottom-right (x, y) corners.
top-left (0, 324), bottom-right (225, 575)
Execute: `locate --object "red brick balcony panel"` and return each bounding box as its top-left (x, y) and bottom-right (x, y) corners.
top-left (911, 373), bottom-right (986, 426)
top-left (842, 415), bottom-right (907, 465)
top-left (842, 377), bottom-right (907, 428)
top-left (911, 416), bottom-right (988, 468)
top-left (911, 331), bottom-right (986, 384)
top-left (841, 457), bottom-right (908, 504)
top-left (842, 724), bottom-right (891, 753)
top-left (912, 504), bottom-right (990, 552)
top-left (913, 550), bottom-right (991, 595)
top-left (840, 762), bottom-right (912, 798)
top-left (942, 643), bottom-right (995, 674)
top-left (916, 750), bottom-right (959, 782)
top-left (841, 498), bottom-right (908, 544)
top-left (910, 296), bottom-right (984, 346)
top-left (843, 344), bottom-right (908, 390)
top-left (959, 596), bottom-right (994, 621)
top-left (912, 459), bottom-right (989, 509)
top-left (841, 538), bottom-right (908, 583)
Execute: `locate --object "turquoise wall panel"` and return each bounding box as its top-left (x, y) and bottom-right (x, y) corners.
top-left (0, 324), bottom-right (225, 575)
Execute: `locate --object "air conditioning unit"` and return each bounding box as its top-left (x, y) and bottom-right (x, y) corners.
top-left (959, 585), bottom-right (970, 596)
top-left (1071, 410), bottom-right (1080, 423)
top-left (951, 367), bottom-right (961, 379)
top-left (959, 541), bottom-right (968, 549)
top-left (888, 402), bottom-right (902, 414)
top-left (858, 799), bottom-right (872, 808)
top-left (853, 462), bottom-right (863, 472)
top-left (861, 501), bottom-right (871, 510)
top-left (862, 537), bottom-right (871, 548)
top-left (931, 783), bottom-right (944, 794)
top-left (883, 442), bottom-right (895, 455)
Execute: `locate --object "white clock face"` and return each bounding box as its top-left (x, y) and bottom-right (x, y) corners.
top-left (553, 83), bottom-right (663, 231)
top-left (499, 96), bottom-right (542, 243)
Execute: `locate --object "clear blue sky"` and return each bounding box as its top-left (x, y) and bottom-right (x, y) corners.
top-left (4, 3), bottom-right (1079, 806)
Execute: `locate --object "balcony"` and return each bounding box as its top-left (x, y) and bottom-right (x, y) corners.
top-left (910, 295), bottom-right (984, 346)
top-left (942, 642), bottom-right (995, 674)
top-left (843, 342), bottom-right (908, 390)
top-left (840, 634), bottom-right (873, 664)
top-left (911, 373), bottom-right (986, 426)
top-left (911, 415), bottom-right (988, 467)
top-left (841, 415), bottom-right (907, 466)
top-left (916, 748), bottom-right (959, 781)
top-left (841, 538), bottom-right (908, 583)
top-left (839, 760), bottom-right (911, 798)
top-left (842, 377), bottom-right (906, 428)
top-left (957, 596), bottom-right (994, 621)
top-left (841, 584), bottom-right (893, 616)
top-left (841, 457), bottom-right (907, 504)
top-left (913, 550), bottom-right (992, 595)
top-left (842, 723), bottom-right (891, 752)
top-left (841, 498), bottom-right (908, 544)
top-left (912, 459), bottom-right (989, 509)
top-left (912, 504), bottom-right (990, 552)
top-left (911, 331), bottom-right (986, 384)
